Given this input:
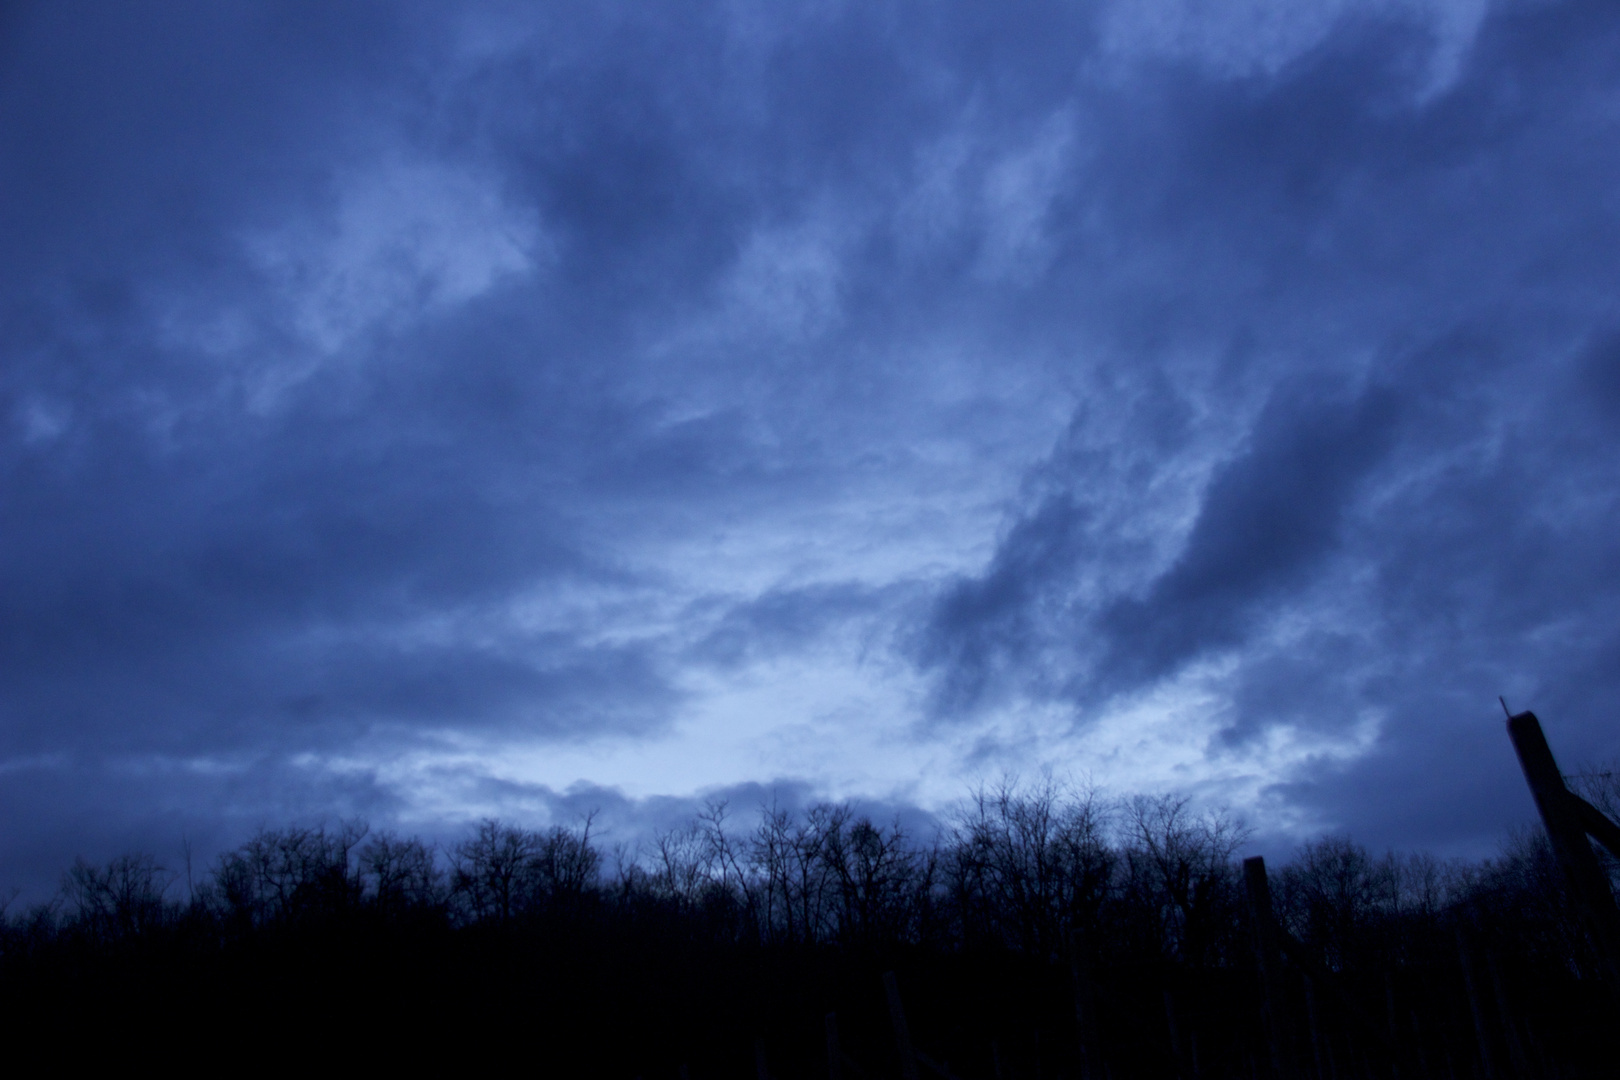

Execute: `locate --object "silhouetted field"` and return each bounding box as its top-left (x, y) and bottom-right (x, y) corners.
top-left (2, 782), bottom-right (1614, 1076)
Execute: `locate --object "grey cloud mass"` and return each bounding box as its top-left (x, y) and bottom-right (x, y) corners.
top-left (3, 0), bottom-right (1619, 890)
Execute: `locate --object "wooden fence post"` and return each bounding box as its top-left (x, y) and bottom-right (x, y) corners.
top-left (1485, 950), bottom-right (1531, 1077)
top-left (1244, 856), bottom-right (1297, 1080)
top-left (1454, 924), bottom-right (1499, 1080)
top-left (1303, 974), bottom-right (1331, 1080)
top-left (1505, 710), bottom-right (1620, 982)
top-left (1383, 974), bottom-right (1402, 1080)
top-left (1065, 926), bottom-right (1104, 1080)
top-left (1164, 986), bottom-right (1200, 1080)
top-left (826, 1012), bottom-right (842, 1080)
top-left (883, 970), bottom-right (921, 1080)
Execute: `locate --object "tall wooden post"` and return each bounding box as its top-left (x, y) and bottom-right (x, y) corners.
top-left (1485, 950), bottom-right (1531, 1077)
top-left (1383, 973), bottom-right (1403, 1080)
top-left (1065, 926), bottom-right (1104, 1080)
top-left (1244, 856), bottom-right (1297, 1080)
top-left (1454, 925), bottom-right (1499, 1080)
top-left (825, 1013), bottom-right (842, 1080)
top-left (1505, 710), bottom-right (1620, 982)
top-left (883, 970), bottom-right (921, 1080)
top-left (1164, 988), bottom-right (1188, 1080)
top-left (1303, 974), bottom-right (1332, 1080)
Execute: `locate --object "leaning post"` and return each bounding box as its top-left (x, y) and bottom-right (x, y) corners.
top-left (1505, 710), bottom-right (1620, 983)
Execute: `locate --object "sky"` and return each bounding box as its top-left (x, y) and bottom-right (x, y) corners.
top-left (3, 0), bottom-right (1620, 891)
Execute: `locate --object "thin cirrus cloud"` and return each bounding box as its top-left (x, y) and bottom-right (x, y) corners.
top-left (1, 0), bottom-right (1618, 891)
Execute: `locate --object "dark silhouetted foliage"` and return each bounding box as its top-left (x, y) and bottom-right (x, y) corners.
top-left (1, 781), bottom-right (1615, 1075)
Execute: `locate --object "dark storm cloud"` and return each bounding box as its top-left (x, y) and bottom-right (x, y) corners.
top-left (0, 3), bottom-right (746, 861)
top-left (1096, 379), bottom-right (1402, 692)
top-left (4, 0), bottom-right (1620, 880)
top-left (919, 0), bottom-right (1620, 846)
top-left (0, 5), bottom-right (736, 760)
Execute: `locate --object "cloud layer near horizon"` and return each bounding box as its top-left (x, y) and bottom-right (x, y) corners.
top-left (3, 0), bottom-right (1620, 887)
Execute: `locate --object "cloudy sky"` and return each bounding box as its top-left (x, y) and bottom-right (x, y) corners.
top-left (3, 0), bottom-right (1619, 886)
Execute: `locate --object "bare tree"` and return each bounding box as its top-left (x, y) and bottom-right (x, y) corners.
top-left (1120, 794), bottom-right (1248, 965)
top-left (452, 820), bottom-right (540, 923)
top-left (450, 816), bottom-right (601, 923)
top-left (211, 821), bottom-right (369, 926)
top-left (823, 814), bottom-right (932, 946)
top-left (748, 800), bottom-right (848, 945)
top-left (62, 853), bottom-right (174, 942)
top-left (947, 778), bottom-right (1114, 955)
top-left (649, 822), bottom-right (711, 906)
top-left (361, 832), bottom-right (444, 917)
top-left (532, 814), bottom-right (600, 904)
top-left (1277, 835), bottom-right (1399, 970)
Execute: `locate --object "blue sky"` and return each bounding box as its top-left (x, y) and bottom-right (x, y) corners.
top-left (3, 0), bottom-right (1619, 887)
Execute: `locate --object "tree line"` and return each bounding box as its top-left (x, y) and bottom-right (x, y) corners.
top-left (1, 778), bottom-right (1614, 1076)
